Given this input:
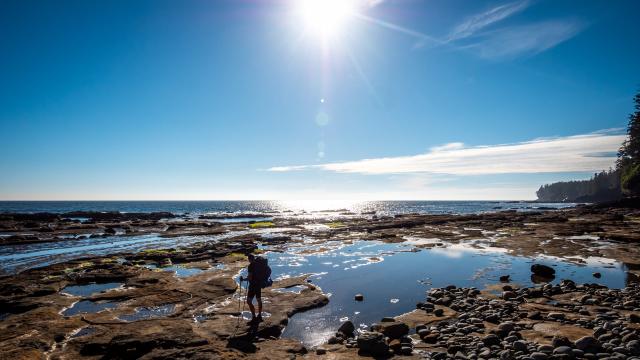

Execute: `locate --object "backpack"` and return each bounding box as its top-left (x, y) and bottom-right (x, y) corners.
top-left (253, 256), bottom-right (273, 288)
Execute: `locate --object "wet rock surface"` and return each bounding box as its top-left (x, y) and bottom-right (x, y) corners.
top-left (0, 238), bottom-right (328, 359)
top-left (2, 200), bottom-right (640, 358)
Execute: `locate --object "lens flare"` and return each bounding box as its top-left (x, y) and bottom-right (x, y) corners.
top-left (295, 0), bottom-right (356, 39)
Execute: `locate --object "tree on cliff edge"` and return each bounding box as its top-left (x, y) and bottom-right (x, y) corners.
top-left (617, 90), bottom-right (640, 196)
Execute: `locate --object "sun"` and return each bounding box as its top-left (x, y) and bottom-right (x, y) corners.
top-left (295, 0), bottom-right (357, 39)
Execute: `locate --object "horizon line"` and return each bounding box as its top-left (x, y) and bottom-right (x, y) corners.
top-left (0, 199), bottom-right (559, 202)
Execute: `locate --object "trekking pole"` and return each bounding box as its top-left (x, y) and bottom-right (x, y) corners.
top-left (232, 276), bottom-right (244, 338)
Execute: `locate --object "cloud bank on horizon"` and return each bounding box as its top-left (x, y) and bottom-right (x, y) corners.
top-left (268, 130), bottom-right (626, 176)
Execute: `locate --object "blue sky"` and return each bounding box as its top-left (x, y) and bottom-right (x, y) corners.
top-left (1, 0), bottom-right (638, 200)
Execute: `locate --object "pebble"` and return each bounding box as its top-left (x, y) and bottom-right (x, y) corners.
top-left (537, 345), bottom-right (554, 353)
top-left (530, 352), bottom-right (548, 360)
top-left (553, 346), bottom-right (573, 355)
top-left (575, 336), bottom-right (598, 350)
top-left (513, 340), bottom-right (528, 352)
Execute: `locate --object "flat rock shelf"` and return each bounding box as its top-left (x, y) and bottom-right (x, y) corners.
top-left (0, 201), bottom-right (639, 358)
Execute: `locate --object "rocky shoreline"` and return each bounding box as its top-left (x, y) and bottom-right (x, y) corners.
top-left (1, 201), bottom-right (640, 359)
top-left (320, 280), bottom-right (640, 359)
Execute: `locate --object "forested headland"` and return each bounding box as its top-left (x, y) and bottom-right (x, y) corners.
top-left (536, 170), bottom-right (621, 202)
top-left (537, 91), bottom-right (640, 202)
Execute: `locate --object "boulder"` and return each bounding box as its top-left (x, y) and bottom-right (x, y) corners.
top-left (371, 321), bottom-right (409, 339)
top-left (388, 339), bottom-right (402, 351)
top-left (496, 322), bottom-right (515, 337)
top-left (401, 346), bottom-right (412, 355)
top-left (531, 264), bottom-right (556, 277)
top-left (357, 332), bottom-right (388, 357)
top-left (483, 334), bottom-right (501, 347)
top-left (527, 288), bottom-right (544, 298)
top-left (551, 336), bottom-right (572, 348)
top-left (423, 333), bottom-right (439, 344)
top-left (354, 294), bottom-right (364, 301)
top-left (337, 321), bottom-right (355, 337)
top-left (513, 340), bottom-right (528, 352)
top-left (575, 336), bottom-right (599, 352)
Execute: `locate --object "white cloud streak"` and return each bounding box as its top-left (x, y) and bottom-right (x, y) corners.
top-left (267, 132), bottom-right (626, 176)
top-left (351, 0), bottom-right (582, 59)
top-left (466, 20), bottom-right (585, 59)
top-left (441, 0), bottom-right (585, 59)
top-left (447, 0), bottom-right (530, 41)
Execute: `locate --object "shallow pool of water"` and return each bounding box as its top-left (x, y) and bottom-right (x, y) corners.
top-left (62, 300), bottom-right (119, 316)
top-left (118, 304), bottom-right (176, 321)
top-left (144, 264), bottom-right (204, 277)
top-left (263, 240), bottom-right (628, 347)
top-left (72, 326), bottom-right (97, 338)
top-left (62, 282), bottom-right (123, 297)
top-left (272, 285), bottom-right (307, 294)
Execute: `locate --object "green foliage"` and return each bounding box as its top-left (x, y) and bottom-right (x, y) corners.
top-left (541, 90), bottom-right (640, 201)
top-left (139, 248), bottom-right (182, 256)
top-left (621, 162), bottom-right (640, 195)
top-left (227, 252), bottom-right (247, 259)
top-left (536, 170), bottom-right (621, 202)
top-left (618, 91), bottom-right (640, 196)
top-left (327, 221), bottom-right (345, 228)
top-left (249, 221), bottom-right (274, 228)
top-left (618, 92), bottom-right (640, 167)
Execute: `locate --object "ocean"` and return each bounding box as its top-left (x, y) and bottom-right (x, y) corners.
top-left (0, 200), bottom-right (575, 216)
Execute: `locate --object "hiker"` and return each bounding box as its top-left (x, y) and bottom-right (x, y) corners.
top-left (241, 254), bottom-right (272, 323)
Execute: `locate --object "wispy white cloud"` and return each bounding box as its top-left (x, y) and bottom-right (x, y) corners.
top-left (441, 0), bottom-right (585, 59)
top-left (267, 131), bottom-right (626, 175)
top-left (447, 0), bottom-right (530, 41)
top-left (465, 19), bottom-right (585, 59)
top-left (352, 0), bottom-right (583, 58)
top-left (430, 142), bottom-right (465, 152)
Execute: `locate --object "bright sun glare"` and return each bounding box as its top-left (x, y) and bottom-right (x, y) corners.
top-left (296, 0), bottom-right (357, 39)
